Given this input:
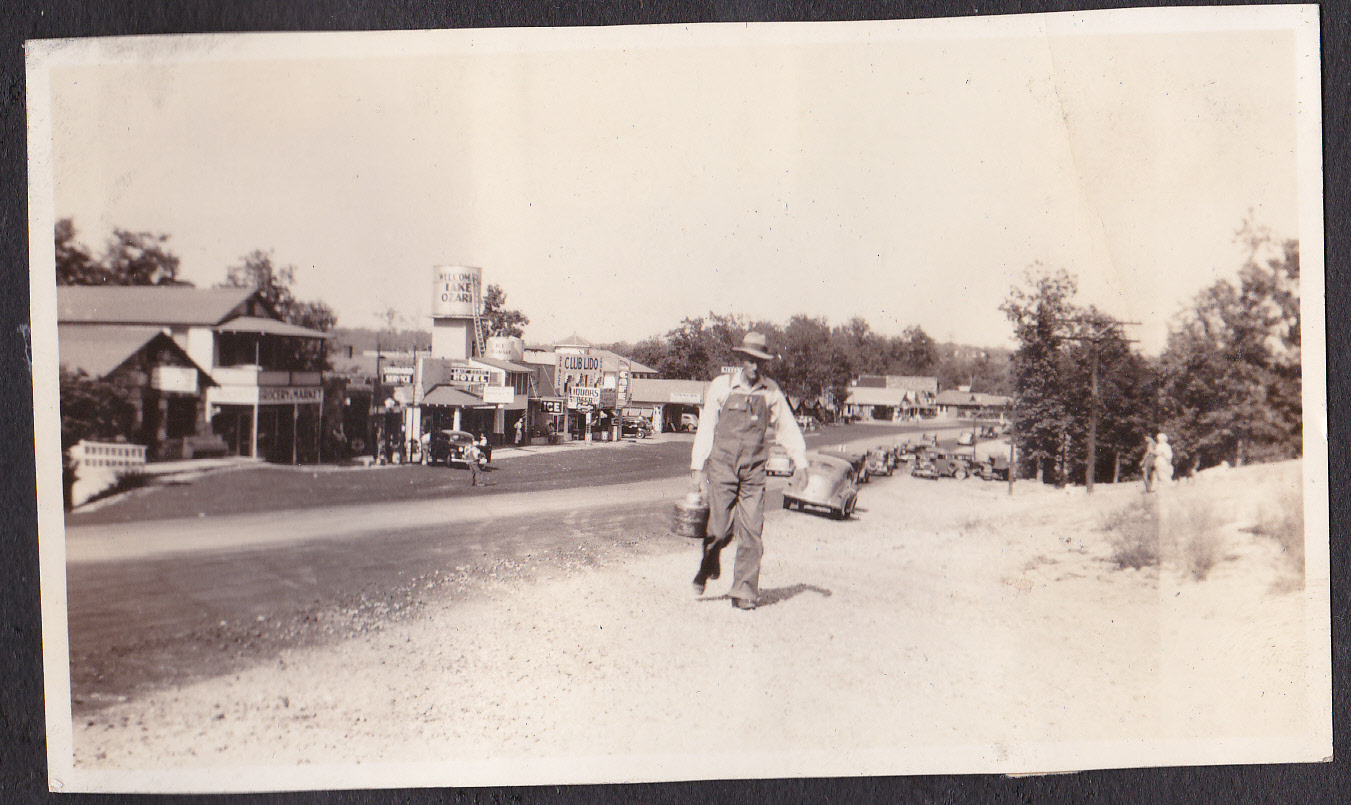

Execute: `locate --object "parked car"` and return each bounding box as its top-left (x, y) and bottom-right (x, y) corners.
top-left (426, 429), bottom-right (476, 467)
top-left (911, 450), bottom-right (975, 480)
top-left (826, 446), bottom-right (870, 483)
top-left (680, 412), bottom-right (700, 433)
top-left (865, 449), bottom-right (893, 477)
top-left (766, 445), bottom-right (795, 477)
top-left (956, 431), bottom-right (976, 447)
top-left (876, 444), bottom-right (904, 470)
top-left (976, 454), bottom-right (1011, 481)
top-left (621, 417), bottom-right (652, 438)
top-left (782, 454), bottom-right (859, 520)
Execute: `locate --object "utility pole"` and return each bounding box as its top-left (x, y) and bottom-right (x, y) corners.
top-left (1056, 316), bottom-right (1139, 494)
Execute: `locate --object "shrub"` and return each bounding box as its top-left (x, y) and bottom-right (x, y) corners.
top-left (82, 470), bottom-right (153, 506)
top-left (1254, 485), bottom-right (1305, 574)
top-left (1175, 502), bottom-right (1222, 581)
top-left (1101, 497), bottom-right (1160, 570)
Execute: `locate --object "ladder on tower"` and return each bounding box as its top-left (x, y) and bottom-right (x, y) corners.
top-left (470, 275), bottom-right (487, 358)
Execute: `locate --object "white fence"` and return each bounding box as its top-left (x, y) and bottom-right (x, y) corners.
top-left (68, 440), bottom-right (147, 507)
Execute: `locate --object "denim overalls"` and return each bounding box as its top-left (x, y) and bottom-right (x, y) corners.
top-left (699, 386), bottom-right (773, 601)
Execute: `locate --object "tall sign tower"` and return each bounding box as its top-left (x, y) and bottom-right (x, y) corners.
top-left (430, 265), bottom-right (484, 360)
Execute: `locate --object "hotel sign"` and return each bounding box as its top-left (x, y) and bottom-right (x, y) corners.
top-left (446, 366), bottom-right (492, 385)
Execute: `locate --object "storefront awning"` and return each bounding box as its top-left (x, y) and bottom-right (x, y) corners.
top-left (421, 386), bottom-right (483, 407)
top-left (215, 316), bottom-right (331, 339)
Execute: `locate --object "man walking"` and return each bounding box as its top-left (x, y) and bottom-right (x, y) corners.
top-left (689, 332), bottom-right (808, 610)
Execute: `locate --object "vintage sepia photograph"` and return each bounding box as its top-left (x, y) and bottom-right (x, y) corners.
top-left (27, 6), bottom-right (1329, 794)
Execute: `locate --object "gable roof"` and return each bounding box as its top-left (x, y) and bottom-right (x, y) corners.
top-left (58, 325), bottom-right (213, 381)
top-left (57, 286), bottom-right (262, 327)
top-left (422, 385), bottom-right (486, 407)
top-left (554, 333), bottom-right (593, 348)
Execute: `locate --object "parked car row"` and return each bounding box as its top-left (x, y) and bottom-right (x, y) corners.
top-left (773, 433), bottom-right (1012, 522)
top-left (908, 445), bottom-right (1010, 482)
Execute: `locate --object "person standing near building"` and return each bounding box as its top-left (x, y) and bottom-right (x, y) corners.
top-left (514, 416), bottom-right (525, 446)
top-left (466, 439), bottom-right (482, 487)
top-left (689, 332), bottom-right (809, 611)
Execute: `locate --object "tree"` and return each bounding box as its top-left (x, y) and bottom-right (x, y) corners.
top-left (659, 316), bottom-right (714, 380)
top-left (1158, 222), bottom-right (1300, 471)
top-left (59, 367), bottom-right (137, 448)
top-left (772, 314), bottom-right (841, 404)
top-left (482, 283), bottom-right (530, 338)
top-left (1001, 266), bottom-right (1079, 485)
top-left (223, 250), bottom-right (336, 370)
top-left (101, 229), bottom-right (185, 285)
top-left (55, 218), bottom-right (108, 285)
top-left (55, 219), bottom-right (186, 286)
top-left (888, 326), bottom-right (937, 375)
top-left (833, 316), bottom-right (889, 378)
top-left (627, 335), bottom-right (670, 373)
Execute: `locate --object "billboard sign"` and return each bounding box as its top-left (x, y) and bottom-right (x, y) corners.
top-left (556, 352), bottom-right (602, 391)
top-left (431, 265), bottom-right (482, 318)
top-left (568, 387), bottom-right (600, 408)
top-left (481, 386), bottom-right (514, 404)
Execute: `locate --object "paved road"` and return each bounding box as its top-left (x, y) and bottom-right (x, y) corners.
top-left (65, 421), bottom-right (968, 710)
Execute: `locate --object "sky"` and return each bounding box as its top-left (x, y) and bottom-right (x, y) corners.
top-left (40, 11), bottom-right (1314, 355)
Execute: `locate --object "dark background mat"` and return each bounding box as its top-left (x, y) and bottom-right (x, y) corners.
top-left (3, 1), bottom-right (1346, 802)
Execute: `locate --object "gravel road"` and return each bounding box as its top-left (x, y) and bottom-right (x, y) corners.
top-left (63, 459), bottom-right (1320, 789)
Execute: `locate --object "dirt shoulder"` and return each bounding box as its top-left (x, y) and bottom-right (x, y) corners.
top-left (67, 458), bottom-right (1319, 782)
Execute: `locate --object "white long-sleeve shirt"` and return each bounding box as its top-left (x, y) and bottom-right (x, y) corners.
top-left (690, 371), bottom-right (808, 472)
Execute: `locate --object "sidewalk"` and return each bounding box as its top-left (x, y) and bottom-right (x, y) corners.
top-left (489, 431), bottom-right (689, 462)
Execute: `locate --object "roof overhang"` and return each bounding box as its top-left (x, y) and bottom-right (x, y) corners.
top-left (215, 316), bottom-right (331, 339)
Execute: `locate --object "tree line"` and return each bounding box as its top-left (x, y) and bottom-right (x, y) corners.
top-left (1004, 218), bottom-right (1301, 485)
top-left (607, 313), bottom-right (1010, 409)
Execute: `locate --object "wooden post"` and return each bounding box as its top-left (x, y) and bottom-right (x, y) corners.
top-left (1086, 340), bottom-right (1098, 494)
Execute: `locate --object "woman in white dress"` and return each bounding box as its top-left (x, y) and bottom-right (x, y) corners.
top-left (1153, 432), bottom-right (1174, 486)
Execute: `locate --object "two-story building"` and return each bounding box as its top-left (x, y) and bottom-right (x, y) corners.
top-left (57, 286), bottom-right (330, 462)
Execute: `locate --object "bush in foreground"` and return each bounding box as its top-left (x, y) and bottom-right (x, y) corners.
top-left (1101, 496), bottom-right (1160, 570)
